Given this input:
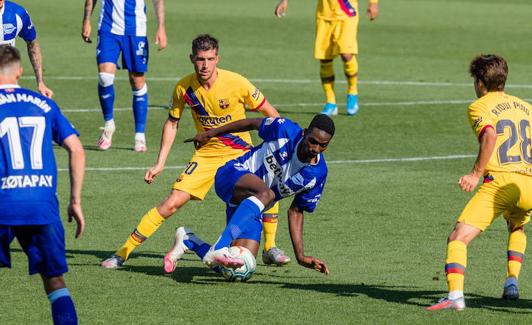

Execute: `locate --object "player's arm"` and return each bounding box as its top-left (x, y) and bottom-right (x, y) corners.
top-left (458, 126), bottom-right (496, 192)
top-left (275, 0), bottom-right (288, 18)
top-left (257, 100), bottom-right (280, 118)
top-left (287, 202), bottom-right (329, 275)
top-left (367, 0), bottom-right (379, 21)
top-left (62, 134), bottom-right (86, 239)
top-left (152, 0), bottom-right (167, 50)
top-left (145, 117), bottom-right (179, 184)
top-left (82, 0), bottom-right (97, 43)
top-left (26, 40), bottom-right (53, 98)
top-left (185, 118), bottom-right (263, 149)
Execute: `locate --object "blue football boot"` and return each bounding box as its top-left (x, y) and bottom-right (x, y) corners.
top-left (346, 94), bottom-right (359, 116)
top-left (321, 102), bottom-right (338, 116)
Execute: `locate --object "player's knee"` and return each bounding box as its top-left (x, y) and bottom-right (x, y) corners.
top-left (42, 276), bottom-right (66, 294)
top-left (132, 83), bottom-right (148, 96)
top-left (98, 72), bottom-right (115, 87)
top-left (255, 189), bottom-right (275, 207)
top-left (340, 54), bottom-right (353, 62)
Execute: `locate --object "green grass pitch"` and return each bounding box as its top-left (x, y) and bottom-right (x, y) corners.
top-left (2, 0), bottom-right (532, 323)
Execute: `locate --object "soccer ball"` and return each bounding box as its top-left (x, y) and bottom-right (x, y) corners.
top-left (220, 246), bottom-right (256, 282)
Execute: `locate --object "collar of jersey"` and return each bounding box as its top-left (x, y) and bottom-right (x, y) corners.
top-left (0, 84), bottom-right (20, 89)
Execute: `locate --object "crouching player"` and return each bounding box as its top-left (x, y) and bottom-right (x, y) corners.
top-left (164, 115), bottom-right (334, 276)
top-left (0, 45), bottom-right (86, 324)
top-left (428, 55), bottom-right (532, 311)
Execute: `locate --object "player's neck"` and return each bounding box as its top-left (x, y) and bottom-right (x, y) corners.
top-left (0, 77), bottom-right (18, 86)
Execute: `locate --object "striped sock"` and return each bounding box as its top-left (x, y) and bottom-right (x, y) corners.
top-left (262, 215), bottom-right (278, 252)
top-left (343, 56), bottom-right (358, 95)
top-left (507, 230), bottom-right (526, 281)
top-left (132, 84), bottom-right (148, 133)
top-left (320, 60), bottom-right (336, 104)
top-left (445, 240), bottom-right (467, 297)
top-left (48, 288), bottom-right (77, 325)
top-left (116, 208), bottom-right (165, 260)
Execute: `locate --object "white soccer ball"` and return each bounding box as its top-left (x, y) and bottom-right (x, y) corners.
top-left (220, 246), bottom-right (256, 282)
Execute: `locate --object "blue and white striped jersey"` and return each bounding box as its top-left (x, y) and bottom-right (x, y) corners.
top-left (0, 85), bottom-right (78, 226)
top-left (0, 1), bottom-right (36, 46)
top-left (98, 0), bottom-right (147, 36)
top-left (235, 117), bottom-right (328, 212)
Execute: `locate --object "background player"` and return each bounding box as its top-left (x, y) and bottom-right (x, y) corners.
top-left (0, 0), bottom-right (54, 98)
top-left (0, 45), bottom-right (85, 325)
top-left (81, 0), bottom-right (167, 151)
top-left (166, 115), bottom-right (333, 275)
top-left (275, 0), bottom-right (379, 116)
top-left (428, 55), bottom-right (532, 311)
top-left (100, 34), bottom-right (290, 269)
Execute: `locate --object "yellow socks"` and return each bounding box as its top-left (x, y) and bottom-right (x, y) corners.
top-left (507, 230), bottom-right (526, 279)
top-left (116, 207), bottom-right (165, 260)
top-left (320, 60), bottom-right (336, 104)
top-left (445, 240), bottom-right (467, 295)
top-left (343, 56), bottom-right (358, 95)
top-left (262, 215), bottom-right (278, 252)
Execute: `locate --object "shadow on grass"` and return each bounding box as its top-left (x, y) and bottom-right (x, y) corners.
top-left (83, 145), bottom-right (134, 152)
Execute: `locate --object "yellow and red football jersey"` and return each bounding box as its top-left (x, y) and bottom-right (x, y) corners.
top-left (316, 0), bottom-right (377, 20)
top-left (169, 69), bottom-right (266, 157)
top-left (468, 91), bottom-right (532, 176)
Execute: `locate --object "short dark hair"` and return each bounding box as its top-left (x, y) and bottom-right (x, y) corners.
top-left (192, 34), bottom-right (219, 56)
top-left (308, 114), bottom-right (335, 137)
top-left (469, 54), bottom-right (508, 91)
top-left (0, 45), bottom-right (21, 70)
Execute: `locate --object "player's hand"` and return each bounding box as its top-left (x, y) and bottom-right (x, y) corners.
top-left (38, 83), bottom-right (54, 98)
top-left (155, 28), bottom-right (167, 51)
top-left (366, 3), bottom-right (379, 21)
top-left (298, 255), bottom-right (330, 275)
top-left (67, 202), bottom-right (85, 239)
top-left (184, 132), bottom-right (211, 150)
top-left (458, 173), bottom-right (481, 192)
top-left (145, 164), bottom-right (164, 184)
top-left (81, 20), bottom-right (92, 43)
top-left (275, 0), bottom-right (288, 18)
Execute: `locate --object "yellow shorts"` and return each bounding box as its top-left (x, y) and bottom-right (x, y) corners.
top-left (314, 17), bottom-right (359, 60)
top-left (457, 172), bottom-right (532, 231)
top-left (172, 152), bottom-right (279, 214)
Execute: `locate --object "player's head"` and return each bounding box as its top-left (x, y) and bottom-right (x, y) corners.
top-left (299, 114), bottom-right (335, 161)
top-left (469, 54), bottom-right (508, 98)
top-left (0, 45), bottom-right (23, 82)
top-left (0, 0), bottom-right (4, 9)
top-left (190, 34), bottom-right (220, 83)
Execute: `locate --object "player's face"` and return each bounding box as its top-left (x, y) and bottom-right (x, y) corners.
top-left (191, 49), bottom-right (219, 83)
top-left (298, 128), bottom-right (332, 162)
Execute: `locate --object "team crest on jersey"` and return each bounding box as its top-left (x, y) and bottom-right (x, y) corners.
top-left (3, 24), bottom-right (16, 35)
top-left (218, 98), bottom-right (229, 109)
top-left (252, 88), bottom-right (260, 101)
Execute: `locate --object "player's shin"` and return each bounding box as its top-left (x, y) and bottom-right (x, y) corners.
top-left (132, 84), bottom-right (148, 133)
top-left (343, 56), bottom-right (358, 95)
top-left (262, 215), bottom-right (278, 252)
top-left (213, 197), bottom-right (264, 250)
top-left (98, 72), bottom-right (115, 121)
top-left (320, 60), bottom-right (336, 104)
top-left (48, 288), bottom-right (77, 325)
top-left (507, 230), bottom-right (526, 281)
top-left (116, 208), bottom-right (165, 260)
top-left (445, 240), bottom-right (467, 299)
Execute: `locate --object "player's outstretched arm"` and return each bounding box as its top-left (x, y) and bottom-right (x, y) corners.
top-left (184, 118), bottom-right (264, 149)
top-left (366, 1), bottom-right (379, 21)
top-left (287, 202), bottom-right (330, 275)
top-left (62, 135), bottom-right (86, 239)
top-left (275, 0), bottom-right (288, 18)
top-left (257, 100), bottom-right (280, 118)
top-left (458, 126), bottom-right (496, 192)
top-left (145, 118), bottom-right (179, 184)
top-left (153, 0), bottom-right (167, 50)
top-left (26, 40), bottom-right (53, 98)
top-left (82, 0), bottom-right (97, 43)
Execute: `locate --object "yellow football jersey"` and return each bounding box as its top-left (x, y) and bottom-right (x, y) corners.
top-left (316, 0), bottom-right (377, 20)
top-left (468, 91), bottom-right (532, 175)
top-left (169, 69), bottom-right (266, 157)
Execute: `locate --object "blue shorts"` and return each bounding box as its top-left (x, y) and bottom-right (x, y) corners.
top-left (0, 221), bottom-right (68, 278)
top-left (215, 162), bottom-right (262, 242)
top-left (97, 32), bottom-right (149, 72)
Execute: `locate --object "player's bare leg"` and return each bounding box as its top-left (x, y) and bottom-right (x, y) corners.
top-left (129, 72), bottom-right (148, 152)
top-left (97, 63), bottom-right (117, 150)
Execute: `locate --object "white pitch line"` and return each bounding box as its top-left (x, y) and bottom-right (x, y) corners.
top-left (56, 154), bottom-right (475, 172)
top-left (20, 75), bottom-right (532, 89)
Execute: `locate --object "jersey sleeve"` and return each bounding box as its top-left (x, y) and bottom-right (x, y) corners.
top-left (240, 77), bottom-right (266, 110)
top-left (168, 84), bottom-right (185, 120)
top-left (17, 8), bottom-right (37, 42)
top-left (51, 102), bottom-right (79, 145)
top-left (292, 177), bottom-right (326, 213)
top-left (468, 100), bottom-right (494, 139)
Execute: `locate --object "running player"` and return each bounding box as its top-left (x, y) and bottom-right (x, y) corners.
top-left (275, 0), bottom-right (379, 116)
top-left (0, 45), bottom-right (85, 325)
top-left (100, 34), bottom-right (290, 270)
top-left (81, 0), bottom-right (167, 151)
top-left (428, 55), bottom-right (532, 311)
